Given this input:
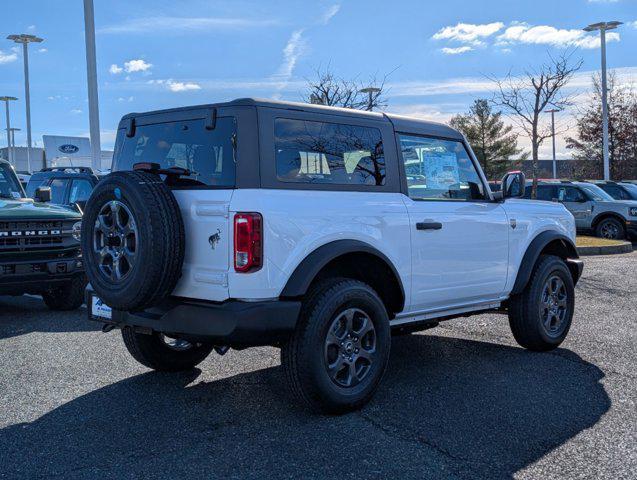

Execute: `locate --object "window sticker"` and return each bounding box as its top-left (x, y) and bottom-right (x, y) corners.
top-left (422, 153), bottom-right (459, 190)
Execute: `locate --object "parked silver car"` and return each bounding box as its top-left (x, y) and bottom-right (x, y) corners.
top-left (525, 181), bottom-right (637, 240)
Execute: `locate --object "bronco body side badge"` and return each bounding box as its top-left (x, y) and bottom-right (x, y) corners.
top-left (209, 229), bottom-right (222, 250)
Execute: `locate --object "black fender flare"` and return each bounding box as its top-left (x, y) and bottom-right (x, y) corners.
top-left (280, 239), bottom-right (405, 310)
top-left (591, 212), bottom-right (626, 230)
top-left (511, 231), bottom-right (580, 295)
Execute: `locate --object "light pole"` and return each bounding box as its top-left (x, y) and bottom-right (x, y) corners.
top-left (83, 0), bottom-right (102, 170)
top-left (7, 34), bottom-right (43, 172)
top-left (546, 109), bottom-right (560, 179)
top-left (9, 128), bottom-right (20, 151)
top-left (0, 96), bottom-right (18, 166)
top-left (584, 21), bottom-right (622, 180)
top-left (359, 87), bottom-right (381, 111)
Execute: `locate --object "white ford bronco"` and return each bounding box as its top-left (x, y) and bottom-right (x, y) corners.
top-left (84, 99), bottom-right (583, 413)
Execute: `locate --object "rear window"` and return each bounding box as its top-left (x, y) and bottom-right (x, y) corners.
top-left (115, 117), bottom-right (237, 187)
top-left (275, 118), bottom-right (386, 186)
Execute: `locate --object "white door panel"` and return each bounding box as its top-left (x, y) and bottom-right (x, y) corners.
top-left (405, 199), bottom-right (509, 311)
top-left (171, 189), bottom-right (233, 301)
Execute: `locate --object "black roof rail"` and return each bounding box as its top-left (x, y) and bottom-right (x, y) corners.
top-left (40, 166), bottom-right (96, 174)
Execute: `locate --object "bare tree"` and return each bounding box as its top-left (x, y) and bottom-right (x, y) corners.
top-left (491, 53), bottom-right (582, 197)
top-left (303, 67), bottom-right (389, 111)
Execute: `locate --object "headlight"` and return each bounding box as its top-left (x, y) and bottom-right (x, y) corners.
top-left (72, 221), bottom-right (82, 241)
top-left (630, 207), bottom-right (637, 217)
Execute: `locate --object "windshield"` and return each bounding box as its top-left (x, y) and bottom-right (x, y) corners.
top-left (0, 163), bottom-right (24, 199)
top-left (620, 183), bottom-right (637, 200)
top-left (579, 183), bottom-right (615, 202)
top-left (115, 116), bottom-right (237, 188)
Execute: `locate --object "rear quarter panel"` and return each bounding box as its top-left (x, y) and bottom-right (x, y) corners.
top-left (228, 189), bottom-right (412, 304)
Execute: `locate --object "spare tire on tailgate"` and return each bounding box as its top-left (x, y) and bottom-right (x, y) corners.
top-left (81, 171), bottom-right (185, 311)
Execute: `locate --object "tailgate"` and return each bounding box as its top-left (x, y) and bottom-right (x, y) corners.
top-left (171, 190), bottom-right (233, 301)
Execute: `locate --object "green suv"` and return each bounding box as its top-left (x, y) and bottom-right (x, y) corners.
top-left (0, 159), bottom-right (86, 310)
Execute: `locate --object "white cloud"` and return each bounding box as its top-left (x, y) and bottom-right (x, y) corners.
top-left (98, 17), bottom-right (278, 34)
top-left (441, 46), bottom-right (473, 55)
top-left (27, 25), bottom-right (36, 31)
top-left (497, 23), bottom-right (620, 49)
top-left (274, 29), bottom-right (307, 85)
top-left (587, 0), bottom-right (619, 3)
top-left (630, 21), bottom-right (637, 29)
top-left (0, 49), bottom-right (18, 64)
top-left (433, 22), bottom-right (504, 47)
top-left (320, 5), bottom-right (341, 25)
top-left (165, 80), bottom-right (201, 92)
top-left (124, 59), bottom-right (152, 73)
top-left (388, 66), bottom-right (637, 98)
top-left (109, 64), bottom-right (123, 74)
top-left (70, 109), bottom-right (83, 115)
top-left (37, 48), bottom-right (47, 53)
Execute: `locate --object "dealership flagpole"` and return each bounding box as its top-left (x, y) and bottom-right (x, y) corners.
top-left (83, 0), bottom-right (102, 171)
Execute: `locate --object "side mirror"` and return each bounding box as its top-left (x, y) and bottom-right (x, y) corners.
top-left (34, 186), bottom-right (52, 203)
top-left (501, 171), bottom-right (526, 199)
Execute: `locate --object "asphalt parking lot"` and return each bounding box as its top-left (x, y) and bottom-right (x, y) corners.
top-left (1, 252), bottom-right (635, 480)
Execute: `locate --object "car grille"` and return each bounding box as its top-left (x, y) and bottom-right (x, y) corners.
top-left (0, 219), bottom-right (77, 253)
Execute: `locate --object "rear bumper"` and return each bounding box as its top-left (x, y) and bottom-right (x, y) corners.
top-left (87, 289), bottom-right (301, 347)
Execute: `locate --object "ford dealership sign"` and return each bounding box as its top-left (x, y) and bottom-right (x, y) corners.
top-left (58, 144), bottom-right (79, 154)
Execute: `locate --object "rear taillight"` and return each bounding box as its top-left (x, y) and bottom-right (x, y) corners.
top-left (234, 213), bottom-right (263, 273)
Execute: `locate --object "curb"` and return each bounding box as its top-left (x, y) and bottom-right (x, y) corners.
top-left (576, 241), bottom-right (633, 256)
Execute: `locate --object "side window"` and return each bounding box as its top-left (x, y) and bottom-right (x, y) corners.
top-left (49, 178), bottom-right (69, 204)
top-left (602, 185), bottom-right (627, 200)
top-left (26, 178), bottom-right (47, 198)
top-left (397, 134), bottom-right (486, 201)
top-left (524, 185), bottom-right (555, 200)
top-left (69, 179), bottom-right (93, 204)
top-left (275, 118), bottom-right (385, 186)
top-left (558, 186), bottom-right (585, 203)
top-left (536, 185), bottom-right (556, 201)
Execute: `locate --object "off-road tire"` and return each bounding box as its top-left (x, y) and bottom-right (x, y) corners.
top-left (121, 327), bottom-right (214, 372)
top-left (595, 217), bottom-right (626, 240)
top-left (81, 171), bottom-right (185, 311)
top-left (281, 278), bottom-right (391, 414)
top-left (42, 274), bottom-right (87, 311)
top-left (508, 255), bottom-right (575, 351)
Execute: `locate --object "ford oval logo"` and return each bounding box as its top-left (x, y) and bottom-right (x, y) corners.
top-left (58, 144), bottom-right (79, 154)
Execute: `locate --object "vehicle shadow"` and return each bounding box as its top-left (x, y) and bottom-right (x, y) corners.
top-left (0, 334), bottom-right (609, 479)
top-left (0, 295), bottom-right (97, 340)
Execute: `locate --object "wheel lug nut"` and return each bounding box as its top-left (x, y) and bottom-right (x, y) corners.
top-left (355, 348), bottom-right (359, 353)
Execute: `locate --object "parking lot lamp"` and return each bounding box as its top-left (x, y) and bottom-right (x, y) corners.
top-left (7, 34), bottom-right (44, 172)
top-left (0, 96), bottom-right (18, 166)
top-left (359, 87), bottom-right (381, 111)
top-left (546, 109), bottom-right (560, 179)
top-left (583, 21), bottom-right (622, 180)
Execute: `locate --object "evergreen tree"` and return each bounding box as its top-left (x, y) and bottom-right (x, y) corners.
top-left (566, 74), bottom-right (637, 180)
top-left (450, 99), bottom-right (526, 180)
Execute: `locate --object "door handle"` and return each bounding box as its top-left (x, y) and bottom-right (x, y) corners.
top-left (416, 221), bottom-right (443, 231)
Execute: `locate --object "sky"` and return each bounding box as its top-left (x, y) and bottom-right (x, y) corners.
top-left (0, 0), bottom-right (636, 159)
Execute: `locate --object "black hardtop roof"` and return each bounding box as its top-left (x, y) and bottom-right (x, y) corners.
top-left (118, 98), bottom-right (464, 140)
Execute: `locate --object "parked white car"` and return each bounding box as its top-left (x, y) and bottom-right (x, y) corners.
top-left (83, 99), bottom-right (583, 413)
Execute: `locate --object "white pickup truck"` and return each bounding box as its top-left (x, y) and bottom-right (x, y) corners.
top-left (83, 99), bottom-right (583, 413)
